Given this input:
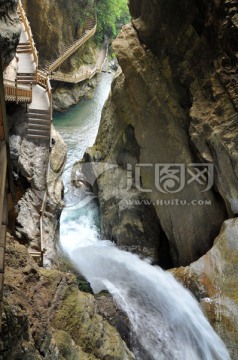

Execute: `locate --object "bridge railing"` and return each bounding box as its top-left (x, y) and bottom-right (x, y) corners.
top-left (48, 19), bottom-right (97, 72)
top-left (36, 69), bottom-right (52, 121)
top-left (36, 69), bottom-right (47, 88)
top-left (35, 69), bottom-right (52, 267)
top-left (50, 41), bottom-right (108, 84)
top-left (4, 80), bottom-right (32, 103)
top-left (18, 0), bottom-right (38, 67)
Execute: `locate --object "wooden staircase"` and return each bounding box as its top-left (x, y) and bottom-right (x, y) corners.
top-left (27, 109), bottom-right (51, 140)
top-left (50, 40), bottom-right (108, 84)
top-left (17, 73), bottom-right (36, 85)
top-left (2, 1), bottom-right (52, 272)
top-left (48, 14), bottom-right (97, 73)
top-left (14, 1), bottom-right (53, 142)
top-left (16, 42), bottom-right (32, 54)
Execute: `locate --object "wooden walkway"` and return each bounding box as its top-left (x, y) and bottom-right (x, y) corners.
top-left (1, 2), bottom-right (100, 324)
top-left (17, 25), bottom-right (36, 74)
top-left (4, 80), bottom-right (32, 103)
top-left (50, 41), bottom-right (108, 84)
top-left (47, 15), bottom-right (97, 73)
top-left (16, 1), bottom-right (52, 141)
top-left (2, 0), bottom-right (52, 272)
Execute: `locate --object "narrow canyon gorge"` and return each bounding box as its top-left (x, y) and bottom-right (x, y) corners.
top-left (0, 0), bottom-right (238, 359)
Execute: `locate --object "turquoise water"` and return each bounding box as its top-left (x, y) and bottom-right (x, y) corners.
top-left (53, 72), bottom-right (113, 249)
top-left (53, 72), bottom-right (114, 186)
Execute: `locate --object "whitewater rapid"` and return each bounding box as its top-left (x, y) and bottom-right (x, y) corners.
top-left (55, 72), bottom-right (230, 360)
top-left (60, 203), bottom-right (230, 360)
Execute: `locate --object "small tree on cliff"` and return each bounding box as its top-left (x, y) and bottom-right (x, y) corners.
top-left (95, 0), bottom-right (130, 42)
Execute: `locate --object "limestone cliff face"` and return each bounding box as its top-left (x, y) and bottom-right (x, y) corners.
top-left (22, 0), bottom-right (96, 70)
top-left (0, 0), bottom-right (20, 66)
top-left (85, 0), bottom-right (238, 268)
top-left (172, 218), bottom-right (238, 359)
top-left (8, 108), bottom-right (67, 268)
top-left (0, 235), bottom-right (134, 360)
top-left (82, 0), bottom-right (238, 354)
top-left (22, 0), bottom-right (99, 110)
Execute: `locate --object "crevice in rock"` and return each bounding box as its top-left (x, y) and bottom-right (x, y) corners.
top-left (157, 227), bottom-right (174, 270)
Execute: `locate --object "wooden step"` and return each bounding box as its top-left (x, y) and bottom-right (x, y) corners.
top-left (28, 128), bottom-right (50, 135)
top-left (28, 130), bottom-right (50, 136)
top-left (28, 120), bottom-right (50, 127)
top-left (17, 45), bottom-right (31, 52)
top-left (17, 44), bottom-right (31, 48)
top-left (28, 109), bottom-right (50, 115)
top-left (17, 75), bottom-right (35, 79)
top-left (17, 48), bottom-right (31, 51)
top-left (27, 134), bottom-right (50, 140)
top-left (18, 42), bottom-right (30, 46)
top-left (17, 72), bottom-right (35, 76)
top-left (28, 123), bottom-right (51, 130)
top-left (27, 112), bottom-right (50, 119)
top-left (17, 77), bottom-right (36, 81)
top-left (17, 46), bottom-right (31, 50)
top-left (17, 49), bottom-right (32, 54)
top-left (17, 81), bottom-right (36, 85)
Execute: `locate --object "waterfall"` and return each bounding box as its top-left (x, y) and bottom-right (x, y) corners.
top-left (54, 72), bottom-right (230, 360)
top-left (60, 202), bottom-right (230, 360)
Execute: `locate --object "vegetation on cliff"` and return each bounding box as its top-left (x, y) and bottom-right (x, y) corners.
top-left (95, 0), bottom-right (130, 42)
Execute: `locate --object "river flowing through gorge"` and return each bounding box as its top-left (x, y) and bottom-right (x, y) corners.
top-left (53, 73), bottom-right (230, 360)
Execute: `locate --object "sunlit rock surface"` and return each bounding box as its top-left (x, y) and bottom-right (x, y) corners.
top-left (0, 0), bottom-right (20, 66)
top-left (0, 235), bottom-right (135, 359)
top-left (9, 118), bottom-right (67, 267)
top-left (86, 0), bottom-right (238, 267)
top-left (172, 218), bottom-right (238, 359)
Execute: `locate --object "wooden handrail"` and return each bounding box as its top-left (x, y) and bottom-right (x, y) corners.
top-left (35, 69), bottom-right (52, 266)
top-left (4, 81), bottom-right (32, 103)
top-left (15, 1), bottom-right (97, 267)
top-left (18, 0), bottom-right (38, 67)
top-left (16, 2), bottom-right (53, 266)
top-left (48, 21), bottom-right (97, 72)
top-left (50, 41), bottom-right (108, 84)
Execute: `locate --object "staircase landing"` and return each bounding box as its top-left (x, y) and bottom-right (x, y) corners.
top-left (17, 24), bottom-right (36, 74)
top-left (29, 85), bottom-right (50, 111)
